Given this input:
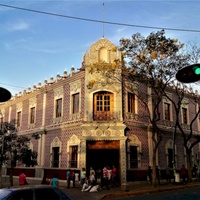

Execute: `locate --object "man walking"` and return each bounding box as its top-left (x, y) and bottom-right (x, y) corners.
top-left (101, 165), bottom-right (109, 190)
top-left (66, 169), bottom-right (71, 188)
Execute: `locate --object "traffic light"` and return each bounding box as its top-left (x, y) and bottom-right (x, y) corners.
top-left (176, 64), bottom-right (200, 83)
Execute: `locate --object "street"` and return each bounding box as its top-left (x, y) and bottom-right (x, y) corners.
top-left (107, 187), bottom-right (200, 200)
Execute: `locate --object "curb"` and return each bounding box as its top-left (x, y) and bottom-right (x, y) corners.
top-left (100, 183), bottom-right (200, 199)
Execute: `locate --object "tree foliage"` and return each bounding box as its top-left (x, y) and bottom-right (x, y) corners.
top-left (118, 30), bottom-right (189, 186)
top-left (0, 121), bottom-right (37, 167)
top-left (119, 29), bottom-right (189, 85)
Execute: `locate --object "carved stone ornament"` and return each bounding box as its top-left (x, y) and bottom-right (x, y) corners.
top-left (54, 87), bottom-right (63, 99)
top-left (16, 103), bottom-right (22, 111)
top-left (96, 129), bottom-right (103, 136)
top-left (104, 130), bottom-right (111, 136)
top-left (70, 81), bottom-right (81, 93)
top-left (52, 136), bottom-right (61, 147)
top-left (69, 134), bottom-right (80, 145)
top-left (29, 98), bottom-right (36, 107)
top-left (115, 130), bottom-right (121, 136)
top-left (84, 38), bottom-right (119, 66)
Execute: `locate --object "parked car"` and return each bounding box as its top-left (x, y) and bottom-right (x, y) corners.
top-left (0, 185), bottom-right (72, 200)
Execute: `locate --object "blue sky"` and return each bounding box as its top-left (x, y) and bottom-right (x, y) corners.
top-left (1, 0), bottom-right (200, 95)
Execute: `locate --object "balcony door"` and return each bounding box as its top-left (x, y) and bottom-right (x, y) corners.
top-left (93, 91), bottom-right (114, 121)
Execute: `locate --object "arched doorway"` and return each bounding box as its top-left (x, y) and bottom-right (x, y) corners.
top-left (86, 140), bottom-right (120, 182)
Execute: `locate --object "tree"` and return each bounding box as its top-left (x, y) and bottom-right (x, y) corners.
top-left (164, 83), bottom-right (200, 183)
top-left (118, 30), bottom-right (189, 186)
top-left (0, 120), bottom-right (37, 187)
top-left (87, 30), bottom-right (189, 186)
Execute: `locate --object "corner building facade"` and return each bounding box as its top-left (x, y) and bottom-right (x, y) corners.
top-left (1, 38), bottom-right (200, 183)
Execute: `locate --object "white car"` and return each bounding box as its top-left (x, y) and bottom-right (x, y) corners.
top-left (0, 185), bottom-right (72, 200)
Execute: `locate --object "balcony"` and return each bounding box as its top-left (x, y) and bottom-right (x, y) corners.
top-left (93, 111), bottom-right (121, 121)
top-left (51, 160), bottom-right (59, 168)
top-left (69, 160), bottom-right (77, 168)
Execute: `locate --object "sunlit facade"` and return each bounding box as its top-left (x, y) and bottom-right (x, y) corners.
top-left (0, 38), bottom-right (200, 183)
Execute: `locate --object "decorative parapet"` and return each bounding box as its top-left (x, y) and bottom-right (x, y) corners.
top-left (181, 123), bottom-right (190, 130)
top-left (69, 113), bottom-right (81, 121)
top-left (53, 117), bottom-right (63, 124)
top-left (163, 120), bottom-right (174, 127)
top-left (126, 113), bottom-right (139, 120)
top-left (28, 123), bottom-right (35, 129)
top-left (82, 128), bottom-right (124, 137)
top-left (85, 111), bottom-right (121, 121)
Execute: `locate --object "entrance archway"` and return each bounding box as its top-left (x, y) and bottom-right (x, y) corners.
top-left (86, 141), bottom-right (120, 182)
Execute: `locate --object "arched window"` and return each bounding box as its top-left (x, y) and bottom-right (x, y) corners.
top-left (93, 91), bottom-right (114, 121)
top-left (99, 47), bottom-right (108, 62)
top-left (50, 137), bottom-right (62, 168)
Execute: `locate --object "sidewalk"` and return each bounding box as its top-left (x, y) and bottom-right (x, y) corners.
top-left (2, 176), bottom-right (200, 200)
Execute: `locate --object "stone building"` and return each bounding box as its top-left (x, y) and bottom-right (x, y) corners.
top-left (0, 37), bottom-right (200, 183)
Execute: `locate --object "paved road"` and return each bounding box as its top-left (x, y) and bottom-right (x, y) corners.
top-left (107, 187), bottom-right (200, 200)
top-left (61, 186), bottom-right (119, 200)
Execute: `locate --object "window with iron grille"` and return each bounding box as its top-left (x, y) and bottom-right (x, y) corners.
top-left (0, 117), bottom-right (3, 129)
top-left (94, 91), bottom-right (114, 120)
top-left (182, 107), bottom-right (188, 124)
top-left (69, 145), bottom-right (78, 168)
top-left (17, 111), bottom-right (21, 127)
top-left (130, 146), bottom-right (138, 168)
top-left (30, 107), bottom-right (35, 124)
top-left (128, 93), bottom-right (135, 113)
top-left (168, 148), bottom-right (173, 168)
top-left (52, 147), bottom-right (59, 168)
top-left (72, 93), bottom-right (79, 113)
top-left (164, 102), bottom-right (170, 121)
top-left (56, 98), bottom-right (62, 118)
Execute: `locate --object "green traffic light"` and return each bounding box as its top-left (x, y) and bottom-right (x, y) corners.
top-left (193, 66), bottom-right (200, 75)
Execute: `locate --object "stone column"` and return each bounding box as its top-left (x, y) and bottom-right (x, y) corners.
top-left (120, 138), bottom-right (127, 183)
top-left (79, 139), bottom-right (86, 170)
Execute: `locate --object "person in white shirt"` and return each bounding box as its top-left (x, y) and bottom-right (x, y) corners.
top-left (81, 180), bottom-right (100, 192)
top-left (89, 171), bottom-right (96, 185)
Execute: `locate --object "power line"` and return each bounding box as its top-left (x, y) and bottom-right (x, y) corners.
top-left (0, 83), bottom-right (24, 89)
top-left (1, 3), bottom-right (200, 33)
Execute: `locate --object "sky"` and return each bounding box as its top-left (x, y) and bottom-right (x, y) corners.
top-left (1, 0), bottom-right (200, 95)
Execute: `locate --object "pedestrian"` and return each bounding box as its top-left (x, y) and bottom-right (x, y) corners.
top-left (180, 164), bottom-right (187, 184)
top-left (192, 164), bottom-right (197, 179)
top-left (89, 171), bottom-right (96, 186)
top-left (156, 166), bottom-right (161, 185)
top-left (90, 167), bottom-right (95, 177)
top-left (101, 165), bottom-right (109, 190)
top-left (41, 173), bottom-right (51, 185)
top-left (165, 165), bottom-right (172, 183)
top-left (147, 166), bottom-right (152, 184)
top-left (51, 173), bottom-right (59, 186)
top-left (66, 169), bottom-right (71, 188)
top-left (107, 166), bottom-right (112, 186)
top-left (111, 165), bottom-right (118, 187)
top-left (90, 167), bottom-right (96, 185)
top-left (81, 179), bottom-right (100, 192)
top-left (80, 168), bottom-right (86, 185)
top-left (19, 169), bottom-right (28, 186)
top-left (70, 170), bottom-right (75, 188)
